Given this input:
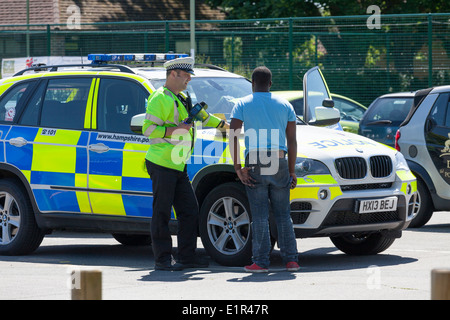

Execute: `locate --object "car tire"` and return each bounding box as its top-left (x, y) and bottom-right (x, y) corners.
top-left (408, 177), bottom-right (433, 228)
top-left (330, 232), bottom-right (395, 255)
top-left (0, 179), bottom-right (44, 255)
top-left (199, 182), bottom-right (252, 266)
top-left (112, 233), bottom-right (152, 246)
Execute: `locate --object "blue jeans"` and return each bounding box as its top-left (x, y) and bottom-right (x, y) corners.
top-left (245, 157), bottom-right (298, 268)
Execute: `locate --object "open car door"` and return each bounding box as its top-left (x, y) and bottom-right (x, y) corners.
top-left (303, 66), bottom-right (341, 129)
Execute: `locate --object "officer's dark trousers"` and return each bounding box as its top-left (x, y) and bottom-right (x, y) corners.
top-left (146, 160), bottom-right (199, 264)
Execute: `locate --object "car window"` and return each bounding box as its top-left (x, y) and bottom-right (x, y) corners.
top-left (429, 93), bottom-right (450, 127)
top-left (303, 67), bottom-right (331, 123)
top-left (20, 81), bottom-right (47, 126)
top-left (0, 81), bottom-right (36, 123)
top-left (150, 77), bottom-right (252, 120)
top-left (446, 99), bottom-right (450, 128)
top-left (289, 97), bottom-right (365, 123)
top-left (333, 97), bottom-right (365, 122)
top-left (289, 98), bottom-right (303, 116)
top-left (34, 78), bottom-right (93, 130)
top-left (97, 78), bottom-right (149, 134)
top-left (365, 97), bottom-right (413, 123)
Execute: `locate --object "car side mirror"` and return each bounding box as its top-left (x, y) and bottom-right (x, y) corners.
top-left (309, 106), bottom-right (340, 127)
top-left (308, 99), bottom-right (340, 127)
top-left (130, 113), bottom-right (145, 134)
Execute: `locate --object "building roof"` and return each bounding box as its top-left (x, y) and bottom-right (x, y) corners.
top-left (0, 0), bottom-right (55, 25)
top-left (0, 0), bottom-right (225, 26)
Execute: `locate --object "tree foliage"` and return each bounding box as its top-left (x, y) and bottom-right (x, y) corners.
top-left (204, 0), bottom-right (450, 101)
top-left (205, 0), bottom-right (450, 19)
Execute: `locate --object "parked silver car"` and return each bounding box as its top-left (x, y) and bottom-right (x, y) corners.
top-left (395, 86), bottom-right (450, 227)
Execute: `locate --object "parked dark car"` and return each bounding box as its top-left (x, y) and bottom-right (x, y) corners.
top-left (359, 92), bottom-right (415, 147)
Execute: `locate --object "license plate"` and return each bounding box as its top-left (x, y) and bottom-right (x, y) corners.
top-left (357, 197), bottom-right (398, 214)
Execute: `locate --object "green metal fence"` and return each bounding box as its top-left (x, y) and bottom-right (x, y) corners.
top-left (1, 13), bottom-right (449, 106)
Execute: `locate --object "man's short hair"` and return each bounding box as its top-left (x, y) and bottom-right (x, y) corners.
top-left (252, 66), bottom-right (272, 87)
top-left (166, 69), bottom-right (175, 78)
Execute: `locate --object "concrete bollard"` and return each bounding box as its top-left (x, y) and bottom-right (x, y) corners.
top-left (71, 269), bottom-right (102, 300)
top-left (431, 269), bottom-right (450, 300)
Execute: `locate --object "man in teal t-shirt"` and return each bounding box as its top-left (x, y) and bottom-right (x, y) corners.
top-left (229, 66), bottom-right (299, 273)
top-left (231, 83), bottom-right (297, 159)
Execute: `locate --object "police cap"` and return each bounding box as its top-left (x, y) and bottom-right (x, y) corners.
top-left (164, 57), bottom-right (195, 75)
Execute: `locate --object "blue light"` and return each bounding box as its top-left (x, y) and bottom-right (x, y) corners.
top-left (110, 54), bottom-right (123, 61)
top-left (88, 53), bottom-right (190, 64)
top-left (88, 54), bottom-right (111, 62)
top-left (144, 54), bottom-right (156, 61)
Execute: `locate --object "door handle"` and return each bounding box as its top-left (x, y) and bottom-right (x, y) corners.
top-left (88, 143), bottom-right (110, 153)
top-left (9, 137), bottom-right (28, 147)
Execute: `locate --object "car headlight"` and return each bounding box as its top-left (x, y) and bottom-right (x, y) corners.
top-left (295, 157), bottom-right (331, 177)
top-left (395, 152), bottom-right (410, 171)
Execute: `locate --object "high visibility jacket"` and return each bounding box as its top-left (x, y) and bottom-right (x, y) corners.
top-left (143, 87), bottom-right (221, 171)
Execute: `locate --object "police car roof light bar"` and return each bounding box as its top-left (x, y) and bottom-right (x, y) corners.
top-left (13, 63), bottom-right (135, 76)
top-left (87, 53), bottom-right (189, 64)
top-left (13, 53), bottom-right (191, 77)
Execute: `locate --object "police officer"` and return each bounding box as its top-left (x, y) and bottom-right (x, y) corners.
top-left (143, 57), bottom-right (228, 271)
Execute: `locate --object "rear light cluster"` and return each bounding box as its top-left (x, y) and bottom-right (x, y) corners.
top-left (395, 130), bottom-right (401, 151)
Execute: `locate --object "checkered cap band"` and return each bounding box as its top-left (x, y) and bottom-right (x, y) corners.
top-left (164, 57), bottom-right (195, 74)
top-left (167, 63), bottom-right (192, 70)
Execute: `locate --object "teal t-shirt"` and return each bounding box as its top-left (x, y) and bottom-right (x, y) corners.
top-left (230, 92), bottom-right (296, 157)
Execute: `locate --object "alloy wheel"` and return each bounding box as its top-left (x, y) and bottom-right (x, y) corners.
top-left (0, 192), bottom-right (21, 246)
top-left (206, 196), bottom-right (251, 256)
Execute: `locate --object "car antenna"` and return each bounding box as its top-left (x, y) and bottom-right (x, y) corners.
top-left (80, 49), bottom-right (84, 68)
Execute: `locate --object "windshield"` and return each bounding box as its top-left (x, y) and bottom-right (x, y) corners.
top-left (365, 97), bottom-right (414, 124)
top-left (150, 77), bottom-right (252, 120)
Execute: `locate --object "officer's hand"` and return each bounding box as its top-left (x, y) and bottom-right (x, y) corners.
top-left (178, 120), bottom-right (193, 131)
top-left (165, 121), bottom-right (192, 137)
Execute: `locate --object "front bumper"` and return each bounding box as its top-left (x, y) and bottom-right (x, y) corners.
top-left (289, 170), bottom-right (417, 238)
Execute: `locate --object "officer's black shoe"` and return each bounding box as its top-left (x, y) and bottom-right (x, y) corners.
top-left (172, 256), bottom-right (209, 270)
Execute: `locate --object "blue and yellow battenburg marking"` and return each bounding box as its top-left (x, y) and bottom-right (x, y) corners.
top-left (3, 126), bottom-right (156, 218)
top-left (87, 132), bottom-right (151, 217)
top-left (5, 126), bottom-right (91, 213)
top-left (1, 123), bottom-right (235, 219)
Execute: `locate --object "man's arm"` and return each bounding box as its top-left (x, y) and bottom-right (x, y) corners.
top-left (286, 120), bottom-right (297, 189)
top-left (229, 118), bottom-right (243, 169)
top-left (143, 114), bottom-right (192, 138)
top-left (229, 118), bottom-right (254, 187)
